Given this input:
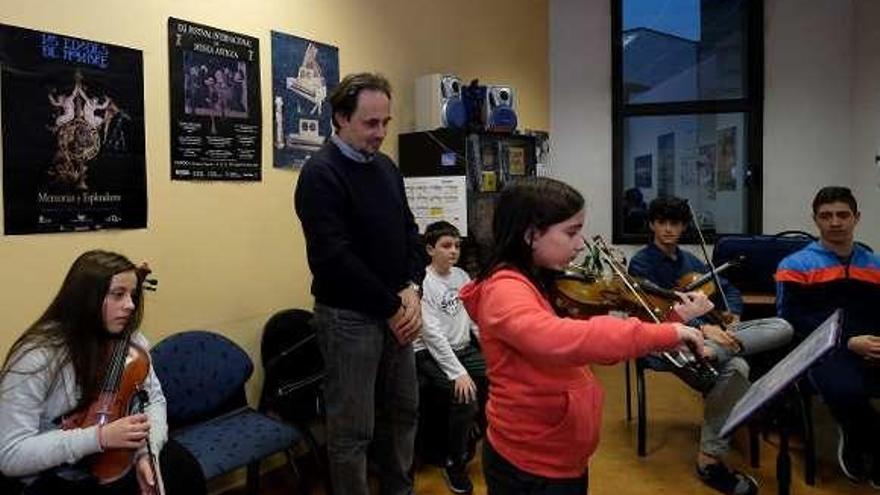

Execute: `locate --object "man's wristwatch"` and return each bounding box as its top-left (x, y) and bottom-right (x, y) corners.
top-left (408, 281), bottom-right (422, 296)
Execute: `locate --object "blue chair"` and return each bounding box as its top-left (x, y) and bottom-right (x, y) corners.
top-left (151, 330), bottom-right (302, 494)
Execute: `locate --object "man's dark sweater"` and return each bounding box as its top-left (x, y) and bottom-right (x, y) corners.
top-left (294, 141), bottom-right (424, 319)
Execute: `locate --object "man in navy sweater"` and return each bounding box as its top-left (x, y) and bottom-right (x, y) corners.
top-left (629, 196), bottom-right (792, 495)
top-left (294, 73), bottom-right (423, 495)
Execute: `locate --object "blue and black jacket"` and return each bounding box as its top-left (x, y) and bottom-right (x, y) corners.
top-left (776, 241), bottom-right (880, 343)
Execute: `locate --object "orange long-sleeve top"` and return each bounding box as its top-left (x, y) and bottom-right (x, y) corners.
top-left (459, 268), bottom-right (680, 479)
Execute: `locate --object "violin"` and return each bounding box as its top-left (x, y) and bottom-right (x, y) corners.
top-left (61, 263), bottom-right (159, 486)
top-left (553, 253), bottom-right (739, 321)
top-left (552, 242), bottom-right (649, 319)
top-left (552, 237), bottom-right (719, 393)
top-left (634, 257), bottom-right (742, 324)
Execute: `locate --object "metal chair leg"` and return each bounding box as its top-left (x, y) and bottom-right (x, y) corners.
top-left (636, 360), bottom-right (647, 457)
top-left (246, 460), bottom-right (260, 495)
top-left (749, 421), bottom-right (761, 468)
top-left (625, 360), bottom-right (633, 422)
top-left (800, 390), bottom-right (817, 486)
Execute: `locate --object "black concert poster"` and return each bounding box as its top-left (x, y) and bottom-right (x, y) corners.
top-left (0, 23), bottom-right (147, 235)
top-left (168, 18), bottom-right (261, 181)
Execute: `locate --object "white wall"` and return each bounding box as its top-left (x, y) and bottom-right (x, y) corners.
top-left (853, 0), bottom-right (880, 250)
top-left (763, 0), bottom-right (855, 235)
top-left (549, 0), bottom-right (612, 239)
top-left (550, 0), bottom-right (875, 246)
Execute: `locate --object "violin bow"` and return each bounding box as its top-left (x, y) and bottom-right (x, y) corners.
top-left (588, 236), bottom-right (663, 323)
top-left (685, 200), bottom-right (732, 314)
top-left (136, 261), bottom-right (162, 494)
top-left (590, 236), bottom-right (705, 371)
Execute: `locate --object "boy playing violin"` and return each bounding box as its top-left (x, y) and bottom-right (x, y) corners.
top-left (628, 196), bottom-right (793, 495)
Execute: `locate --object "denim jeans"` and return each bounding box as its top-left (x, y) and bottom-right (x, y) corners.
top-left (483, 439), bottom-right (588, 495)
top-left (313, 303), bottom-right (419, 495)
top-left (701, 316), bottom-right (792, 457)
top-left (705, 317), bottom-right (793, 364)
top-left (646, 316), bottom-right (792, 456)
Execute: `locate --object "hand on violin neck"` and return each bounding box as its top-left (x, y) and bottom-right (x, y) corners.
top-left (99, 413), bottom-right (150, 450)
top-left (670, 291), bottom-right (714, 322)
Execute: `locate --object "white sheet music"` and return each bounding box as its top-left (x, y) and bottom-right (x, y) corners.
top-left (720, 310), bottom-right (842, 437)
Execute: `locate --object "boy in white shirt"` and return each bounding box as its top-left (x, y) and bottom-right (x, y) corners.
top-left (414, 221), bottom-right (486, 494)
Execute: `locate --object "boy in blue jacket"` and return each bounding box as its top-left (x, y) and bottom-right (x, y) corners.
top-left (776, 186), bottom-right (880, 486)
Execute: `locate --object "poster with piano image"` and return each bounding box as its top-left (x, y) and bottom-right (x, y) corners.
top-left (271, 31), bottom-right (338, 169)
top-left (168, 18), bottom-right (261, 181)
top-left (0, 23), bottom-right (146, 235)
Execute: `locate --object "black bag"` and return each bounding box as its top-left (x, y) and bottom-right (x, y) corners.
top-left (712, 230), bottom-right (816, 295)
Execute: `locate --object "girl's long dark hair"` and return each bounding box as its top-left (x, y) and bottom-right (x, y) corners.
top-left (0, 250), bottom-right (144, 410)
top-left (477, 177), bottom-right (585, 291)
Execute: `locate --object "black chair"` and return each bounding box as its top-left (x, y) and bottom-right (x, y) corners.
top-left (628, 355), bottom-right (740, 457)
top-left (259, 309), bottom-right (327, 491)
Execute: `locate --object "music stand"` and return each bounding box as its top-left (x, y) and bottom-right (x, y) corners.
top-left (720, 309), bottom-right (842, 495)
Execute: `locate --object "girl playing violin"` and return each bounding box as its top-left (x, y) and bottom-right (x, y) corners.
top-left (0, 250), bottom-right (167, 495)
top-left (459, 177), bottom-right (710, 494)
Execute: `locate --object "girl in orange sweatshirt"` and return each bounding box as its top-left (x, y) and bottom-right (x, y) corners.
top-left (459, 177), bottom-right (707, 494)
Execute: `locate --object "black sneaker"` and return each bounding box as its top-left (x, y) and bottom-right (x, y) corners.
top-left (443, 461), bottom-right (473, 494)
top-left (871, 457), bottom-right (880, 490)
top-left (696, 462), bottom-right (758, 495)
top-left (838, 427), bottom-right (867, 483)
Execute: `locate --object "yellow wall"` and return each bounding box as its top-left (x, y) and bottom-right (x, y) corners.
top-left (0, 0), bottom-right (549, 401)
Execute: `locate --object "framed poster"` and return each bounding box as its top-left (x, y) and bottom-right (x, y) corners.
top-left (272, 31), bottom-right (338, 169)
top-left (634, 154), bottom-right (652, 188)
top-left (697, 144), bottom-right (717, 200)
top-left (716, 126), bottom-right (737, 191)
top-left (0, 24), bottom-right (146, 234)
top-left (168, 18), bottom-right (261, 180)
top-left (657, 132), bottom-right (675, 196)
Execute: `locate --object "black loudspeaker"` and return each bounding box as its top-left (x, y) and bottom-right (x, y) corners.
top-left (484, 85), bottom-right (517, 132)
top-left (415, 74), bottom-right (467, 131)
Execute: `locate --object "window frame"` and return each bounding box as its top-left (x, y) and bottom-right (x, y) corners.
top-left (611, 0), bottom-right (765, 245)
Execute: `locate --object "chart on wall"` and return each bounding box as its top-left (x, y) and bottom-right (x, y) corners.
top-left (271, 31), bottom-right (338, 169)
top-left (0, 24), bottom-right (147, 235)
top-left (168, 18), bottom-right (261, 181)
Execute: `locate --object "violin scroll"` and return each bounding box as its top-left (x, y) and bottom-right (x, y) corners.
top-left (137, 262), bottom-right (158, 292)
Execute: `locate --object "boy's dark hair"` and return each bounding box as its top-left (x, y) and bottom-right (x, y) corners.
top-left (812, 186), bottom-right (858, 215)
top-left (424, 220), bottom-right (461, 248)
top-left (478, 177), bottom-right (584, 288)
top-left (328, 73), bottom-right (392, 130)
top-left (647, 196), bottom-right (689, 223)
